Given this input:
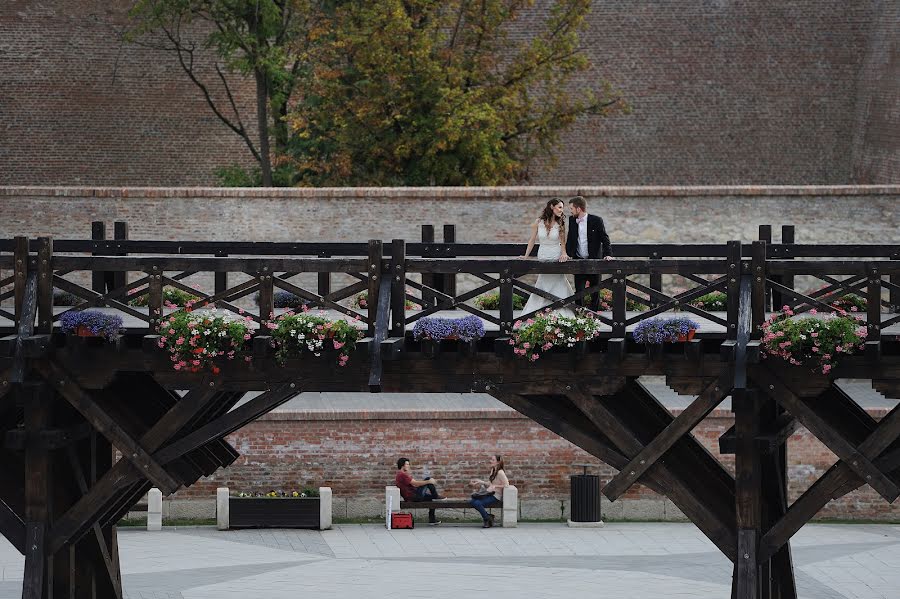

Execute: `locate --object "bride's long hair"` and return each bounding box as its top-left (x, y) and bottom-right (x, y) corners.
top-left (539, 198), bottom-right (566, 237)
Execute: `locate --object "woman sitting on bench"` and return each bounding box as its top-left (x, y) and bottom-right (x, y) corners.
top-left (469, 455), bottom-right (509, 528)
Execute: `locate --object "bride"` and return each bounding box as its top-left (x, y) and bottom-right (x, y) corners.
top-left (520, 198), bottom-right (576, 318)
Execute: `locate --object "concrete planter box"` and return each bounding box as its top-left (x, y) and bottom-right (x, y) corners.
top-left (217, 487), bottom-right (332, 530)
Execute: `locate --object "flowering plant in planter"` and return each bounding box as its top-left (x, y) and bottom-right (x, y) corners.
top-left (236, 488), bottom-right (320, 498)
top-left (353, 290), bottom-right (420, 310)
top-left (271, 311), bottom-right (362, 367)
top-left (633, 316), bottom-right (700, 344)
top-left (760, 307), bottom-right (867, 375)
top-left (511, 311), bottom-right (603, 361)
top-left (828, 292), bottom-right (867, 313)
top-left (156, 308), bottom-right (252, 373)
top-left (59, 310), bottom-right (124, 340)
top-left (254, 290), bottom-right (310, 310)
top-left (412, 316), bottom-right (485, 341)
top-left (690, 291), bottom-right (727, 311)
top-left (474, 292), bottom-right (525, 310)
top-left (129, 286), bottom-right (198, 308)
top-left (595, 288), bottom-right (648, 311)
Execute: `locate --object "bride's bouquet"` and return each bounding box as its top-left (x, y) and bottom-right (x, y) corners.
top-left (511, 310), bottom-right (603, 361)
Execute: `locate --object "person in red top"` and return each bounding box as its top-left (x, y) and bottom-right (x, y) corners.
top-left (395, 457), bottom-right (443, 525)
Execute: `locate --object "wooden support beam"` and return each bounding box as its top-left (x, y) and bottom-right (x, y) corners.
top-left (718, 413), bottom-right (799, 455)
top-left (154, 384), bottom-right (298, 464)
top-left (35, 361), bottom-right (181, 494)
top-left (368, 276), bottom-right (391, 391)
top-left (23, 381), bottom-right (51, 599)
top-left (758, 400), bottom-right (900, 562)
top-left (0, 497), bottom-right (25, 554)
top-left (603, 374), bottom-right (730, 501)
top-left (48, 385), bottom-right (228, 553)
top-left (11, 271), bottom-right (37, 384)
top-left (566, 385), bottom-right (736, 560)
top-left (726, 240), bottom-right (741, 340)
top-left (867, 265), bottom-right (882, 344)
top-left (755, 368), bottom-right (899, 502)
top-left (750, 241), bottom-right (766, 339)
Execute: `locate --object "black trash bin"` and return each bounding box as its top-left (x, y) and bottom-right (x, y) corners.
top-left (570, 464), bottom-right (601, 522)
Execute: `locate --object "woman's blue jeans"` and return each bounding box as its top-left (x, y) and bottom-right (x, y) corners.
top-left (470, 494), bottom-right (500, 521)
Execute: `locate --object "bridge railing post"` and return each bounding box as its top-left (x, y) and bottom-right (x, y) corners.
top-left (612, 267), bottom-right (626, 338)
top-left (390, 239), bottom-right (406, 337)
top-left (726, 240), bottom-right (741, 340)
top-left (90, 221), bottom-right (106, 295)
top-left (36, 237), bottom-right (52, 335)
top-left (891, 251), bottom-right (899, 314)
top-left (775, 225), bottom-right (795, 311)
top-left (758, 225), bottom-right (772, 312)
top-left (367, 240), bottom-right (383, 337)
top-left (867, 264), bottom-right (882, 347)
top-left (215, 252), bottom-right (228, 296)
top-left (751, 241), bottom-right (766, 339)
top-left (649, 249), bottom-right (662, 309)
top-left (13, 236), bottom-right (28, 328)
top-left (443, 224), bottom-right (457, 298)
top-left (499, 267), bottom-right (513, 336)
top-left (420, 225), bottom-right (436, 308)
top-left (148, 264), bottom-right (163, 331)
top-left (113, 221), bottom-right (128, 293)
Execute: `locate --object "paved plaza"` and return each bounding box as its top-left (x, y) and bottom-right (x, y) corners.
top-left (1, 523), bottom-right (899, 598)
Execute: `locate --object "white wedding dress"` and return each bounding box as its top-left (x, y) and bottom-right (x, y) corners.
top-left (521, 221), bottom-right (575, 318)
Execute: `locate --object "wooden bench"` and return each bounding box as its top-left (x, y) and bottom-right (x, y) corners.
top-left (386, 485), bottom-right (518, 528)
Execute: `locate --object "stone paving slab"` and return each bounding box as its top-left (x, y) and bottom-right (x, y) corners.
top-left (1, 523), bottom-right (899, 598)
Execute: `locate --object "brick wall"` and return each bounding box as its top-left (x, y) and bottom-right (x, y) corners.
top-left (2, 186), bottom-right (899, 244)
top-left (1, 1), bottom-right (896, 186)
top-left (850, 0), bottom-right (900, 184)
top-left (170, 407), bottom-right (900, 521)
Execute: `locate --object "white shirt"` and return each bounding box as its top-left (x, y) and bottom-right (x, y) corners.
top-left (577, 214), bottom-right (589, 258)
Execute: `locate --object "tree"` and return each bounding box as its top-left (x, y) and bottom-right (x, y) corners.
top-left (128, 0), bottom-right (320, 186)
top-left (285, 0), bottom-right (627, 186)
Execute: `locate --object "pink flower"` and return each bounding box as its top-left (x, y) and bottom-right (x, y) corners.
top-left (810, 332), bottom-right (818, 338)
top-left (850, 306), bottom-right (858, 312)
top-left (243, 333), bottom-right (251, 340)
top-left (244, 356), bottom-right (252, 362)
top-left (173, 363), bottom-right (182, 370)
top-left (529, 353), bottom-right (539, 362)
top-left (822, 364), bottom-right (832, 374)
top-left (508, 339), bottom-right (515, 345)
top-left (333, 340), bottom-right (345, 350)
top-left (810, 308), bottom-right (817, 314)
top-left (192, 360), bottom-right (200, 366)
top-left (523, 342), bottom-right (531, 349)
top-left (238, 308), bottom-right (245, 314)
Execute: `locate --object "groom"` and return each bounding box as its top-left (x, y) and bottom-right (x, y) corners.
top-left (565, 196), bottom-right (613, 311)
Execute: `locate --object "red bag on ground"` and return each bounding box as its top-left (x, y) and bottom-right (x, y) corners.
top-left (391, 512), bottom-right (414, 529)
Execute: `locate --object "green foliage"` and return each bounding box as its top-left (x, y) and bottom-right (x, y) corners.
top-left (129, 286), bottom-right (198, 308)
top-left (828, 292), bottom-right (867, 313)
top-left (597, 288), bottom-right (648, 312)
top-left (271, 312), bottom-right (361, 366)
top-left (475, 292), bottom-right (525, 310)
top-left (353, 290), bottom-right (419, 310)
top-left (157, 309), bottom-right (253, 373)
top-left (286, 0), bottom-right (628, 185)
top-left (760, 308), bottom-right (867, 375)
top-left (215, 164), bottom-right (297, 187)
top-left (511, 311), bottom-right (603, 361)
top-left (691, 292), bottom-right (728, 311)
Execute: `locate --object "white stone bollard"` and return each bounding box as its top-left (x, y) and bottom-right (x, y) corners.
top-left (319, 487), bottom-right (332, 530)
top-left (147, 488), bottom-right (163, 531)
top-left (385, 486), bottom-right (401, 529)
top-left (216, 487), bottom-right (230, 531)
top-left (502, 485), bottom-right (518, 528)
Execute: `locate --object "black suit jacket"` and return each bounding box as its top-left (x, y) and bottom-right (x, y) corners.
top-left (566, 214), bottom-right (611, 259)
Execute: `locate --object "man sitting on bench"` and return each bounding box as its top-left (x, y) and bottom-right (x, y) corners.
top-left (395, 457), bottom-right (444, 525)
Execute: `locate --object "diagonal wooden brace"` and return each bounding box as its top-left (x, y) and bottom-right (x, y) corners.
top-left (603, 374), bottom-right (731, 501)
top-left (48, 385), bottom-right (226, 554)
top-left (566, 386), bottom-right (736, 561)
top-left (755, 367), bottom-right (899, 502)
top-left (759, 401), bottom-right (900, 562)
top-left (35, 361), bottom-right (181, 494)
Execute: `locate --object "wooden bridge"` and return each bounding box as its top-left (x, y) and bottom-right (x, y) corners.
top-left (1, 223), bottom-right (899, 599)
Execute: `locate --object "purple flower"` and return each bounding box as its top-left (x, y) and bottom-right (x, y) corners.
top-left (633, 316), bottom-right (700, 344)
top-left (59, 310), bottom-right (124, 340)
top-left (413, 316), bottom-right (485, 341)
